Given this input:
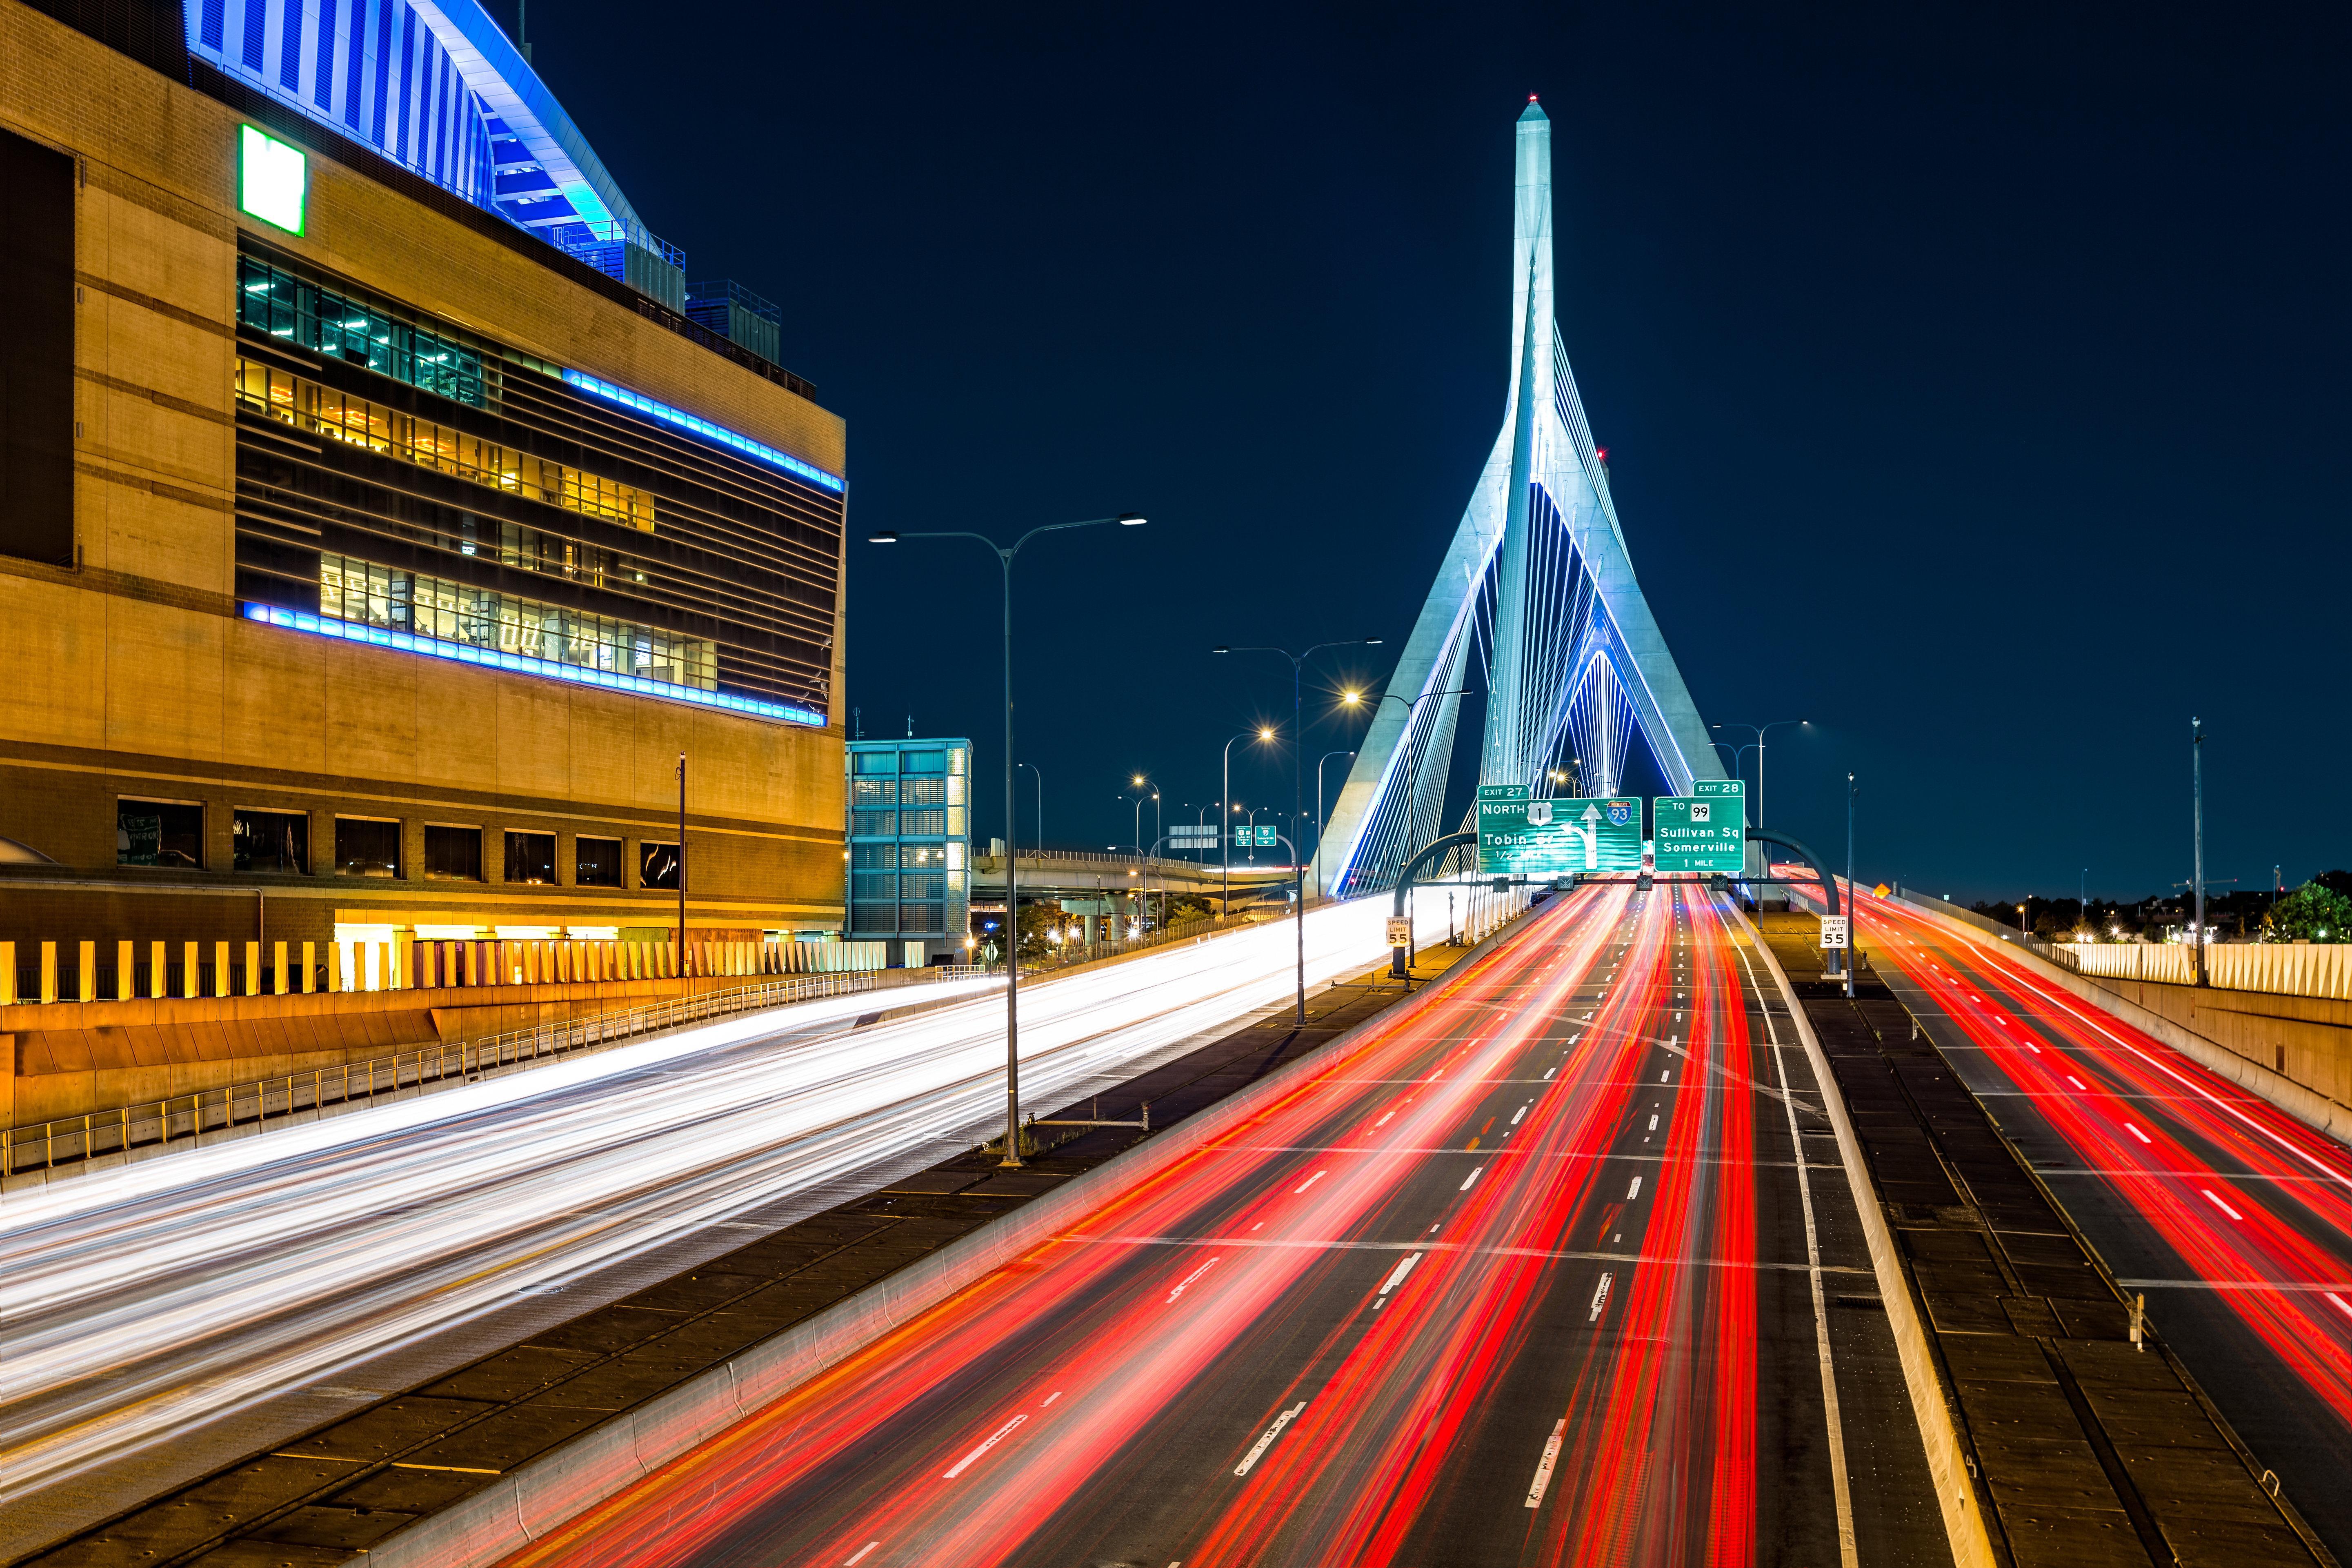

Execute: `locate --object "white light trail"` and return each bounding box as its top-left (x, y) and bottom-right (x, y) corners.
top-left (0, 897), bottom-right (1445, 1517)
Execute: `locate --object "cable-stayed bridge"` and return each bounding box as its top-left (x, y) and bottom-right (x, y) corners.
top-left (1318, 98), bottom-right (1723, 896)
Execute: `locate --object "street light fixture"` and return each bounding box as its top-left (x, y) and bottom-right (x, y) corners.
top-left (867, 510), bottom-right (1145, 1168)
top-left (1216, 640), bottom-right (1381, 1022)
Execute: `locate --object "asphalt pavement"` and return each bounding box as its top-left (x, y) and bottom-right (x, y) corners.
top-left (1856, 897), bottom-right (2352, 1560)
top-left (500, 882), bottom-right (1943, 1567)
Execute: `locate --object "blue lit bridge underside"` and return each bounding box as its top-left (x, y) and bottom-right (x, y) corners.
top-left (1319, 100), bottom-right (1724, 897)
top-left (240, 604), bottom-right (829, 728)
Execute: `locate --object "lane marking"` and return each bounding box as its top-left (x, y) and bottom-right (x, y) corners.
top-left (2066, 1075), bottom-right (2089, 1091)
top-left (846, 1543), bottom-right (880, 1566)
top-left (1378, 1252), bottom-right (1424, 1295)
top-left (2331, 1294), bottom-right (2352, 1320)
top-left (1460, 1166), bottom-right (1484, 1192)
top-left (1734, 930), bottom-right (1861, 1568)
top-left (1293, 1170), bottom-right (1326, 1195)
top-left (1524, 1417), bottom-right (1567, 1508)
top-left (1040, 1390), bottom-right (1063, 1406)
top-left (1167, 1257), bottom-right (1220, 1302)
top-left (1234, 1400), bottom-right (1306, 1476)
top-left (943, 1413), bottom-right (1027, 1478)
top-left (1511, 1104), bottom-right (1529, 1125)
top-left (1626, 1175), bottom-right (1643, 1201)
top-left (1660, 1070), bottom-right (1671, 1082)
top-left (1374, 1111), bottom-right (1396, 1128)
top-left (1587, 1271), bottom-right (1613, 1321)
top-left (2202, 1189), bottom-right (2245, 1222)
top-left (2123, 1122), bottom-right (2152, 1145)
top-left (1647, 1114), bottom-right (1659, 1131)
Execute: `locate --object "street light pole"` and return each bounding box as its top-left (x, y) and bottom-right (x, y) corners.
top-left (1314, 748), bottom-right (1354, 905)
top-left (1214, 640), bottom-right (1382, 1026)
top-left (1222, 730), bottom-right (1270, 922)
top-left (1712, 719), bottom-right (1806, 882)
top-left (1844, 772), bottom-right (1857, 997)
top-left (2192, 717), bottom-right (2207, 988)
top-left (868, 511), bottom-right (1145, 1168)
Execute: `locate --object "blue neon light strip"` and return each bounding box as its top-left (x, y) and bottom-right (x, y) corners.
top-left (242, 603), bottom-right (828, 727)
top-left (560, 369), bottom-right (845, 492)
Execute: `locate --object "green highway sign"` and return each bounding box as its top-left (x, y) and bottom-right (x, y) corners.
top-left (1653, 779), bottom-right (1746, 874)
top-left (1476, 785), bottom-right (1642, 875)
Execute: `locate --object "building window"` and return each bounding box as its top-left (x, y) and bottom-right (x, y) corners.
top-left (576, 836), bottom-right (622, 886)
top-left (337, 817), bottom-right (402, 877)
top-left (904, 751), bottom-right (945, 774)
top-left (900, 809), bottom-right (947, 835)
top-left (316, 554), bottom-right (716, 690)
top-left (119, 799), bottom-right (204, 868)
top-left (423, 825), bottom-right (480, 880)
top-left (849, 810), bottom-right (896, 837)
top-left (505, 831), bottom-right (557, 884)
top-left (853, 752), bottom-right (897, 775)
top-left (901, 776), bottom-right (947, 807)
top-left (236, 256), bottom-right (490, 407)
top-left (237, 358), bottom-right (656, 531)
top-left (640, 841), bottom-right (680, 890)
top-left (850, 843), bottom-right (898, 869)
top-left (233, 808), bottom-right (309, 873)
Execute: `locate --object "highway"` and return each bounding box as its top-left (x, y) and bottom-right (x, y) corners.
top-left (490, 883), bottom-right (1939, 1568)
top-left (1850, 894), bottom-right (2352, 1556)
top-left (0, 898), bottom-right (1449, 1543)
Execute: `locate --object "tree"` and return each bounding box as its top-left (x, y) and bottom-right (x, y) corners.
top-left (2268, 882), bottom-right (2352, 943)
top-left (2314, 869), bottom-right (2352, 900)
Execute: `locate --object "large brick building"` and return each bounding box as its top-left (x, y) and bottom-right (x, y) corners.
top-left (0, 0), bottom-right (850, 971)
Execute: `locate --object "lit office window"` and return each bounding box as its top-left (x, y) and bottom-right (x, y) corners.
top-left (640, 841), bottom-right (680, 890)
top-left (236, 358), bottom-right (654, 530)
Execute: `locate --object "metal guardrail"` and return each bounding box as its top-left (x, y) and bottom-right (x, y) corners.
top-left (1, 970), bottom-right (897, 1179)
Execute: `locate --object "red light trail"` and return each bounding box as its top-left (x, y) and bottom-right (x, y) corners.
top-left (495, 884), bottom-right (1910, 1567)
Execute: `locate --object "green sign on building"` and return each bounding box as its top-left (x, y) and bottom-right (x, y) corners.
top-left (1476, 785), bottom-right (1643, 875)
top-left (1653, 779), bottom-right (1747, 873)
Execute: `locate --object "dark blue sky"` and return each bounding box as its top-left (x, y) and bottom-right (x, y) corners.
top-left (536, 1), bottom-right (2346, 902)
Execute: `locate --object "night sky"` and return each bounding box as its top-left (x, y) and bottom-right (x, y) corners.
top-left (530, 2), bottom-right (2346, 903)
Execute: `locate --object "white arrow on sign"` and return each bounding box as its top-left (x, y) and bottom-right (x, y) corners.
top-left (1573, 804), bottom-right (1601, 871)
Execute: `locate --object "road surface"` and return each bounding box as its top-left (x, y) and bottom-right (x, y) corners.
top-left (1852, 895), bottom-right (2352, 1558)
top-left (497, 883), bottom-right (1939, 1568)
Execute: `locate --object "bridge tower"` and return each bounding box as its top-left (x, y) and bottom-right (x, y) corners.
top-left (1318, 98), bottom-right (1724, 895)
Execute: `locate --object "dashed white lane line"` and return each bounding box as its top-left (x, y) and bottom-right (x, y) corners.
top-left (845, 1543), bottom-right (880, 1566)
top-left (1234, 1400), bottom-right (1307, 1476)
top-left (943, 1412), bottom-right (1027, 1478)
top-left (2124, 1122), bottom-right (2153, 1145)
top-left (2331, 1293), bottom-right (2352, 1320)
top-left (1626, 1175), bottom-right (1644, 1201)
top-left (2203, 1189), bottom-right (2245, 1222)
top-left (1378, 1252), bottom-right (1424, 1295)
top-left (1587, 1271), bottom-right (1614, 1322)
top-left (1647, 1114), bottom-right (1659, 1131)
top-left (1524, 1416), bottom-right (1568, 1508)
top-left (2067, 1075), bottom-right (2090, 1091)
top-left (1294, 1170), bottom-right (1327, 1195)
top-left (1460, 1166), bottom-right (1485, 1192)
top-left (1511, 1104), bottom-right (1529, 1125)
top-left (1374, 1111), bottom-right (1396, 1128)
top-left (1167, 1257), bottom-right (1220, 1303)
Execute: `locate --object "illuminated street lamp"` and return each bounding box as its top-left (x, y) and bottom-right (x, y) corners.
top-left (868, 510), bottom-right (1146, 1168)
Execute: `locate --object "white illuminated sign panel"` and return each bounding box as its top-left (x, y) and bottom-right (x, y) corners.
top-left (238, 125), bottom-right (306, 235)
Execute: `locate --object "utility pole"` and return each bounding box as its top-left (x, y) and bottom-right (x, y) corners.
top-left (2192, 717), bottom-right (2207, 988)
top-left (1843, 772), bottom-right (1857, 997)
top-left (676, 751), bottom-right (688, 996)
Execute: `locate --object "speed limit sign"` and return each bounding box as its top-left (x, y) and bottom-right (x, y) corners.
top-left (1386, 917), bottom-right (1412, 946)
top-left (1818, 916), bottom-right (1850, 950)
